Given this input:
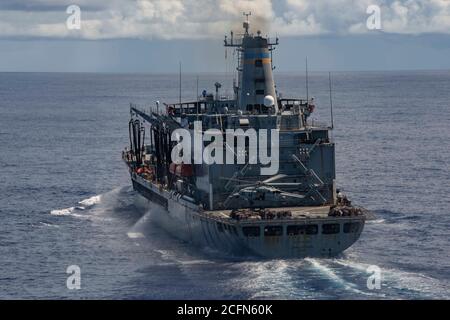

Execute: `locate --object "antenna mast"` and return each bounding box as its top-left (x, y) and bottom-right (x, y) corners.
top-left (329, 72), bottom-right (334, 129)
top-left (243, 12), bottom-right (251, 35)
top-left (196, 75), bottom-right (199, 121)
top-left (306, 57), bottom-right (309, 103)
top-left (179, 61), bottom-right (182, 105)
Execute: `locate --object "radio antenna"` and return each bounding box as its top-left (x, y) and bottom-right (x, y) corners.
top-left (178, 61), bottom-right (181, 104)
top-left (179, 61), bottom-right (182, 105)
top-left (196, 75), bottom-right (199, 121)
top-left (329, 72), bottom-right (334, 129)
top-left (306, 57), bottom-right (309, 103)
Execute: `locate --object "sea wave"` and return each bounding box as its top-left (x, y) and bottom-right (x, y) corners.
top-left (333, 258), bottom-right (450, 299)
top-left (305, 258), bottom-right (379, 297)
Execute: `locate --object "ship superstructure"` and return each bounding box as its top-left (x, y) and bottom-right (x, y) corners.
top-left (123, 16), bottom-right (368, 258)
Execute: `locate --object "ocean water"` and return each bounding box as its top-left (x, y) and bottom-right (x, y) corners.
top-left (0, 71), bottom-right (449, 299)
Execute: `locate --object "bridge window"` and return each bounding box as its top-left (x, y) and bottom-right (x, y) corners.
top-left (255, 89), bottom-right (265, 95)
top-left (255, 59), bottom-right (263, 67)
top-left (322, 223), bottom-right (340, 234)
top-left (242, 226), bottom-right (260, 237)
top-left (344, 222), bottom-right (360, 233)
top-left (264, 226), bottom-right (283, 236)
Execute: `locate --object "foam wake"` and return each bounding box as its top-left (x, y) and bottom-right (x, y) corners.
top-left (367, 218), bottom-right (385, 224)
top-left (78, 195), bottom-right (102, 207)
top-left (305, 258), bottom-right (380, 297)
top-left (334, 259), bottom-right (450, 299)
top-left (50, 194), bottom-right (102, 217)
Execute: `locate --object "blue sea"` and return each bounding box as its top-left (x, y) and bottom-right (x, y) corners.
top-left (0, 71), bottom-right (449, 299)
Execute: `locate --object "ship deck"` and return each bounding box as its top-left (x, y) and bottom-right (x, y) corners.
top-left (205, 205), bottom-right (332, 219)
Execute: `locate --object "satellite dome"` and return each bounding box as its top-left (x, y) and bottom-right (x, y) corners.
top-left (264, 95), bottom-right (275, 107)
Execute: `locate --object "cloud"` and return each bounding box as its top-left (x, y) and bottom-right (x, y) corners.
top-left (0, 0), bottom-right (449, 40)
top-left (381, 0), bottom-right (450, 34)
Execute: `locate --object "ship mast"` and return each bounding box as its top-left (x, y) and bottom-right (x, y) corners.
top-left (243, 11), bottom-right (251, 35)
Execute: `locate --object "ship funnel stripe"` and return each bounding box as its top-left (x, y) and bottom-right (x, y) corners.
top-left (244, 58), bottom-right (271, 65)
top-left (244, 52), bottom-right (270, 59)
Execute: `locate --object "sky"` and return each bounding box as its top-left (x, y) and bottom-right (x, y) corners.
top-left (1, 0), bottom-right (450, 72)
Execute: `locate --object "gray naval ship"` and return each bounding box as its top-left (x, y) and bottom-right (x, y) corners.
top-left (123, 17), bottom-right (369, 258)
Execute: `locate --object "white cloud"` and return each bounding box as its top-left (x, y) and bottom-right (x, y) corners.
top-left (381, 0), bottom-right (450, 34)
top-left (0, 0), bottom-right (449, 40)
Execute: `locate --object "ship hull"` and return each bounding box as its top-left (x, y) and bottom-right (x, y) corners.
top-left (131, 176), bottom-right (365, 259)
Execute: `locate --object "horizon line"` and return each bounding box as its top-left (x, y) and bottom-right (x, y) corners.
top-left (1, 68), bottom-right (449, 75)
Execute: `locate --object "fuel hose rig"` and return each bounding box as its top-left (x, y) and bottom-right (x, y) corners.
top-left (128, 119), bottom-right (145, 165)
